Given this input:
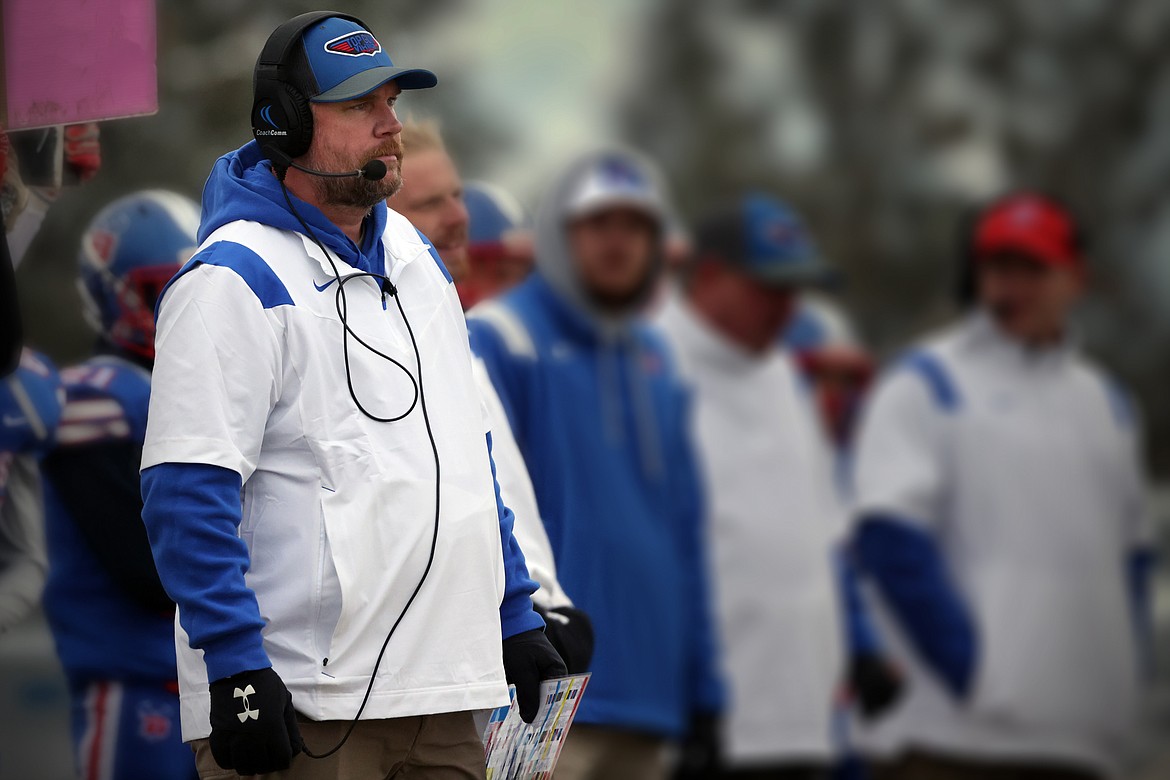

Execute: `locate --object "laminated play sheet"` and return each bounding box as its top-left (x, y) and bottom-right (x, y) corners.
top-left (482, 674), bottom-right (591, 780)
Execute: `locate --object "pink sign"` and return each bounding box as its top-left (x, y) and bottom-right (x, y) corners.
top-left (3, 0), bottom-right (157, 130)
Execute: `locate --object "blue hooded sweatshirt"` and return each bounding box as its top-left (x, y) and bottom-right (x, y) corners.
top-left (141, 141), bottom-right (541, 684)
top-left (467, 149), bottom-right (725, 738)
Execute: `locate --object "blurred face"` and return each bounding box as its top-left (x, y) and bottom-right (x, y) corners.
top-left (692, 261), bottom-right (796, 354)
top-left (567, 207), bottom-right (658, 311)
top-left (976, 251), bottom-right (1083, 345)
top-left (303, 81), bottom-right (404, 209)
top-left (388, 148), bottom-right (470, 281)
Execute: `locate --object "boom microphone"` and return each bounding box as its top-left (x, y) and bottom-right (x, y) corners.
top-left (287, 158), bottom-right (388, 181)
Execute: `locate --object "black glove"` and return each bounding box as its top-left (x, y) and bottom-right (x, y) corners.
top-left (535, 605), bottom-right (595, 674)
top-left (849, 653), bottom-right (905, 721)
top-left (673, 711), bottom-right (722, 780)
top-left (502, 628), bottom-right (568, 723)
top-left (209, 667), bottom-right (303, 775)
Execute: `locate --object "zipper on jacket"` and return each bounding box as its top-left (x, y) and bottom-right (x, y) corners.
top-left (314, 503), bottom-right (332, 674)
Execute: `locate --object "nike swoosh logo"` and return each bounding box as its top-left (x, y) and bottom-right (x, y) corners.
top-left (314, 278), bottom-right (339, 292)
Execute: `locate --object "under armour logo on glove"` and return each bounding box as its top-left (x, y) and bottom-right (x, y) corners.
top-left (234, 685), bottom-right (260, 722)
top-left (209, 667), bottom-right (303, 774)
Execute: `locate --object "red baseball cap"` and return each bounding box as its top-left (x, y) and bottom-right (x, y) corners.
top-left (973, 194), bottom-right (1082, 269)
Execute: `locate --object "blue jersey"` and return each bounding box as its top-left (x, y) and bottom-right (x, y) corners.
top-left (42, 354), bottom-right (178, 683)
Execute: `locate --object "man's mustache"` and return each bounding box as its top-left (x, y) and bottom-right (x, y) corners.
top-left (369, 144), bottom-right (404, 161)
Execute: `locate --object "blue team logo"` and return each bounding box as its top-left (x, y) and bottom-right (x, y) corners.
top-left (761, 219), bottom-right (796, 249)
top-left (137, 701), bottom-right (173, 742)
top-left (324, 31), bottom-right (382, 57)
top-left (87, 229), bottom-right (118, 268)
top-left (1010, 202), bottom-right (1041, 226)
top-left (596, 157), bottom-right (645, 190)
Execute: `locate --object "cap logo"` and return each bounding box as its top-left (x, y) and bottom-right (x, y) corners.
top-left (597, 158), bottom-right (645, 190)
top-left (1010, 202), bottom-right (1040, 226)
top-left (323, 31), bottom-right (382, 57)
top-left (763, 220), bottom-right (794, 247)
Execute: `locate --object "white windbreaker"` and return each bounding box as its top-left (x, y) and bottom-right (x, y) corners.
top-left (656, 295), bottom-right (847, 764)
top-left (145, 209), bottom-right (515, 740)
top-left (851, 313), bottom-right (1150, 776)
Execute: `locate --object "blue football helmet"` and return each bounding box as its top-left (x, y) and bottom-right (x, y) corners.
top-left (77, 190), bottom-right (199, 360)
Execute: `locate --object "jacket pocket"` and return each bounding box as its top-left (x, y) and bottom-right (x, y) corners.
top-left (311, 496), bottom-right (343, 673)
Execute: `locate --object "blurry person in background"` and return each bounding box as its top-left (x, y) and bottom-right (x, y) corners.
top-left (388, 121), bottom-right (594, 674)
top-left (0, 123), bottom-right (100, 629)
top-left (460, 181), bottom-right (534, 310)
top-left (1, 129), bottom-right (19, 373)
top-left (850, 192), bottom-right (1155, 780)
top-left (656, 194), bottom-right (885, 780)
top-left (1, 123), bottom-right (102, 374)
top-left (3, 123), bottom-right (102, 268)
top-left (0, 349), bottom-right (63, 633)
top-left (468, 149), bottom-right (724, 780)
top-left (387, 119), bottom-right (470, 287)
top-left (41, 191), bottom-right (199, 780)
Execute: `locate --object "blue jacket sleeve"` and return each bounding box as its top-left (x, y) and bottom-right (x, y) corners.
top-left (141, 462), bottom-right (270, 681)
top-left (854, 515), bottom-right (977, 699)
top-left (1128, 548), bottom-right (1157, 676)
top-left (488, 433), bottom-right (544, 639)
top-left (675, 411), bottom-right (725, 714)
top-left (838, 549), bottom-right (883, 658)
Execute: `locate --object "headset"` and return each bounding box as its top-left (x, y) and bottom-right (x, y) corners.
top-left (251, 11), bottom-right (354, 167)
top-left (250, 12), bottom-right (442, 760)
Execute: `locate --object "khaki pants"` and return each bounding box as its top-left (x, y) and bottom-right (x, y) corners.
top-left (872, 750), bottom-right (1103, 780)
top-left (554, 724), bottom-right (668, 780)
top-left (192, 711), bottom-right (484, 780)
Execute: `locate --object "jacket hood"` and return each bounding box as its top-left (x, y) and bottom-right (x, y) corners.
top-left (199, 140), bottom-right (387, 274)
top-left (533, 147), bottom-right (668, 329)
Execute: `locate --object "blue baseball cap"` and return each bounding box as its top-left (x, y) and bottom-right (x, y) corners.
top-left (298, 16), bottom-right (437, 102)
top-left (695, 194), bottom-right (835, 287)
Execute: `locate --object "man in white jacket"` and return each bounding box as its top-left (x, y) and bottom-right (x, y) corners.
top-left (141, 13), bottom-right (564, 779)
top-left (851, 192), bottom-right (1154, 780)
top-left (656, 194), bottom-right (849, 780)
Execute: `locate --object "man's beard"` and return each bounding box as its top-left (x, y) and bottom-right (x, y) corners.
top-left (303, 144), bottom-right (403, 210)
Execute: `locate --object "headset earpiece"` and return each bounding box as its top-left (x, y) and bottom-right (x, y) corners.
top-left (250, 11), bottom-right (365, 168)
top-left (252, 79), bottom-right (315, 162)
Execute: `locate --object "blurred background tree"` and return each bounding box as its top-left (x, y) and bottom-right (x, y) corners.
top-left (19, 0), bottom-right (1170, 472)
